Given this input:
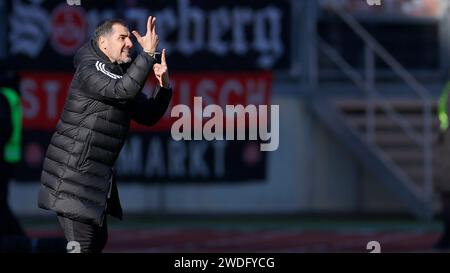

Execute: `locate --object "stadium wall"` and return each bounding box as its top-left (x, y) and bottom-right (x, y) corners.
top-left (10, 82), bottom-right (407, 217)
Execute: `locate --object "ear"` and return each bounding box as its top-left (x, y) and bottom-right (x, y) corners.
top-left (99, 36), bottom-right (107, 49)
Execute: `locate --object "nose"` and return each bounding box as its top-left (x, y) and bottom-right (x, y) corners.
top-left (125, 37), bottom-right (133, 48)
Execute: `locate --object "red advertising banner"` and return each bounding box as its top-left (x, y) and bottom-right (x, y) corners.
top-left (20, 71), bottom-right (272, 131)
top-left (17, 71), bottom-right (272, 182)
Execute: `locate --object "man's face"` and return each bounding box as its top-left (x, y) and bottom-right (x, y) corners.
top-left (101, 24), bottom-right (133, 64)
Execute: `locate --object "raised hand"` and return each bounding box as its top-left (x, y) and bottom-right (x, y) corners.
top-left (153, 48), bottom-right (170, 88)
top-left (132, 16), bottom-right (159, 53)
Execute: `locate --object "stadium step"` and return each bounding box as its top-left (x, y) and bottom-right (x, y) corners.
top-left (310, 96), bottom-right (434, 220)
top-left (333, 97), bottom-right (439, 194)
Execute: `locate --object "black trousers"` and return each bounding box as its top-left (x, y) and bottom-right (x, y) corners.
top-left (55, 172), bottom-right (116, 253)
top-left (57, 214), bottom-right (108, 253)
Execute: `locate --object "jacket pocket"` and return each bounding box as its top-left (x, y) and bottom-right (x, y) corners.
top-left (77, 131), bottom-right (93, 169)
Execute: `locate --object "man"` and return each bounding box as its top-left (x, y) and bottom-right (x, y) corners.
top-left (0, 64), bottom-right (27, 246)
top-left (37, 16), bottom-right (172, 253)
top-left (1, 64), bottom-right (66, 253)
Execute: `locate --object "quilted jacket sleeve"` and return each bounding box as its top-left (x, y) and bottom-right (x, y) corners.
top-left (76, 52), bottom-right (156, 104)
top-left (130, 85), bottom-right (172, 126)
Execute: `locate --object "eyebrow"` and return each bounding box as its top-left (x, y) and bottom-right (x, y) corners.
top-left (118, 33), bottom-right (130, 38)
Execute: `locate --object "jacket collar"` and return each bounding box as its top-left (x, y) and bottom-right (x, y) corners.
top-left (91, 39), bottom-right (114, 65)
top-left (90, 40), bottom-right (125, 74)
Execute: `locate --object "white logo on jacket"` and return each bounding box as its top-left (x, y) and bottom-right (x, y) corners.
top-left (95, 61), bottom-right (123, 79)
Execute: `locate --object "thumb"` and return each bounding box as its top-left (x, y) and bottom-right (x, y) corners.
top-left (132, 31), bottom-right (142, 42)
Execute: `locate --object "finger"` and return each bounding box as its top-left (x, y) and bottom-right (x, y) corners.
top-left (161, 48), bottom-right (166, 65)
top-left (147, 16), bottom-right (152, 34)
top-left (151, 17), bottom-right (156, 35)
top-left (154, 36), bottom-right (160, 49)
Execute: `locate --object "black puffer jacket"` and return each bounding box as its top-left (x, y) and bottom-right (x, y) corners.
top-left (38, 40), bottom-right (172, 226)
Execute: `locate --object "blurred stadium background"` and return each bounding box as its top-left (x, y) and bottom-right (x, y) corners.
top-left (2, 0), bottom-right (450, 252)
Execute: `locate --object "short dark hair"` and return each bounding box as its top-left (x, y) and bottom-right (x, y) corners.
top-left (94, 19), bottom-right (128, 46)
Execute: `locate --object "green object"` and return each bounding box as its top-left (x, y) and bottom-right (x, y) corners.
top-left (438, 82), bottom-right (450, 132)
top-left (0, 87), bottom-right (22, 163)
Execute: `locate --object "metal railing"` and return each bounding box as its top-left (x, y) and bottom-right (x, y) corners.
top-left (318, 6), bottom-right (434, 200)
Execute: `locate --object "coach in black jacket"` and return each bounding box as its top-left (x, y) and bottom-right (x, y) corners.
top-left (38, 17), bottom-right (171, 253)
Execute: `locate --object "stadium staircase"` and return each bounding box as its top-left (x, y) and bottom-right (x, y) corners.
top-left (311, 6), bottom-right (440, 220)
